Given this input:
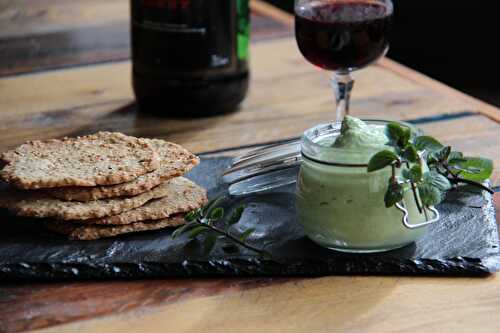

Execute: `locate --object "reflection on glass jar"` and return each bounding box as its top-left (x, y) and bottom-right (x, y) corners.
top-left (296, 121), bottom-right (430, 253)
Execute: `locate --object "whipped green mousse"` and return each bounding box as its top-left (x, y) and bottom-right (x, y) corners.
top-left (296, 117), bottom-right (429, 253)
top-left (332, 116), bottom-right (389, 150)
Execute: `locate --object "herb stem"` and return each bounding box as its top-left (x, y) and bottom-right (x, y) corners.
top-left (423, 206), bottom-right (430, 220)
top-left (443, 163), bottom-right (459, 180)
top-left (442, 164), bottom-right (494, 194)
top-left (410, 181), bottom-right (423, 214)
top-left (405, 161), bottom-right (423, 214)
top-left (448, 177), bottom-right (494, 194)
top-left (391, 164), bottom-right (396, 181)
top-left (198, 218), bottom-right (266, 255)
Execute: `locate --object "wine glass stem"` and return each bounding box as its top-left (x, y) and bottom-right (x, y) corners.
top-left (331, 72), bottom-right (354, 121)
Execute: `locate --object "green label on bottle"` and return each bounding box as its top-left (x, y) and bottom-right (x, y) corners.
top-left (236, 0), bottom-right (250, 60)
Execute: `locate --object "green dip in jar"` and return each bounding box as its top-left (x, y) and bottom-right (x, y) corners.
top-left (296, 117), bottom-right (430, 253)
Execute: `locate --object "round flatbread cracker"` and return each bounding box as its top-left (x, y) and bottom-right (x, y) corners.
top-left (0, 181), bottom-right (173, 220)
top-left (45, 215), bottom-right (186, 240)
top-left (45, 139), bottom-right (199, 202)
top-left (1, 132), bottom-right (160, 189)
top-left (76, 177), bottom-right (207, 225)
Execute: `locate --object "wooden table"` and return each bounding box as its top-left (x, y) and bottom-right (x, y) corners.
top-left (0, 1), bottom-right (499, 332)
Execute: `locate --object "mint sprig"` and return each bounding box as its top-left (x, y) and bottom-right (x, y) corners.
top-left (172, 198), bottom-right (268, 257)
top-left (368, 122), bottom-right (494, 210)
top-left (367, 150), bottom-right (398, 172)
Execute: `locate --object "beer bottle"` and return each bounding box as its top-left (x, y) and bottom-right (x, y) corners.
top-left (131, 0), bottom-right (250, 116)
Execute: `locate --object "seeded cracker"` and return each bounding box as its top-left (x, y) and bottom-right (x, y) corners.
top-left (1, 132), bottom-right (160, 189)
top-left (45, 215), bottom-right (186, 240)
top-left (45, 139), bottom-right (199, 201)
top-left (76, 177), bottom-right (207, 225)
top-left (0, 181), bottom-right (173, 220)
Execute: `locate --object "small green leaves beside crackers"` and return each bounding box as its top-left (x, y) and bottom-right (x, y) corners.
top-left (368, 121), bottom-right (494, 210)
top-left (172, 198), bottom-right (267, 257)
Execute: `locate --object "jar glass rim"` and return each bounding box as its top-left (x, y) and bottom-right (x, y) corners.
top-left (301, 119), bottom-right (421, 166)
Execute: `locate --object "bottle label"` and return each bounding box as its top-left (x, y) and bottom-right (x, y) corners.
top-left (237, 0), bottom-right (250, 61)
top-left (132, 0), bottom-right (248, 79)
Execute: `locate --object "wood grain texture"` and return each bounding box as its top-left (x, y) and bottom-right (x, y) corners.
top-left (0, 0), bottom-right (127, 38)
top-left (0, 278), bottom-right (294, 333)
top-left (379, 58), bottom-right (500, 123)
top-left (250, 0), bottom-right (500, 123)
top-left (0, 38), bottom-right (498, 183)
top-left (0, 0), bottom-right (291, 76)
top-left (420, 115), bottom-right (500, 186)
top-left (22, 257), bottom-right (500, 333)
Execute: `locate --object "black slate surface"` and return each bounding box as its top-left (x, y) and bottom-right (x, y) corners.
top-left (0, 157), bottom-right (498, 281)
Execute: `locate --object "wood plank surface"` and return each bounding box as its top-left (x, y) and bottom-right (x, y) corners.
top-left (0, 38), bottom-right (498, 185)
top-left (0, 278), bottom-right (295, 333)
top-left (250, 0), bottom-right (500, 123)
top-left (27, 267), bottom-right (500, 333)
top-left (0, 0), bottom-right (291, 76)
top-left (0, 2), bottom-right (499, 333)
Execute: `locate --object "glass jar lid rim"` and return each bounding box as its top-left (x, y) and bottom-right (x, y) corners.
top-left (223, 119), bottom-right (421, 195)
top-left (302, 119), bottom-right (419, 153)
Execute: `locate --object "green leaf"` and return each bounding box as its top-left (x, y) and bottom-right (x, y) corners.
top-left (239, 228), bottom-right (256, 242)
top-left (367, 150), bottom-right (398, 172)
top-left (417, 182), bottom-right (444, 207)
top-left (384, 182), bottom-right (404, 208)
top-left (457, 166), bottom-right (482, 174)
top-left (386, 122), bottom-right (411, 147)
top-left (203, 233), bottom-right (217, 254)
top-left (416, 171), bottom-right (449, 206)
top-left (426, 153), bottom-right (439, 166)
top-left (227, 205), bottom-right (245, 226)
top-left (386, 122), bottom-right (403, 141)
top-left (401, 145), bottom-right (419, 163)
top-left (414, 136), bottom-right (444, 152)
top-left (209, 207), bottom-right (224, 221)
top-left (184, 210), bottom-right (200, 222)
top-left (172, 221), bottom-right (198, 239)
top-left (401, 128), bottom-right (411, 147)
top-left (454, 157), bottom-right (493, 182)
top-left (402, 165), bottom-right (423, 183)
top-left (427, 146), bottom-right (451, 166)
top-left (424, 171), bottom-right (452, 191)
top-left (436, 146), bottom-right (451, 162)
top-left (202, 196), bottom-right (224, 217)
top-left (188, 225), bottom-right (209, 239)
top-left (448, 151), bottom-right (466, 165)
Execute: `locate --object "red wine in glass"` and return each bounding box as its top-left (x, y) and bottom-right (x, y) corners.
top-left (296, 0), bottom-right (393, 71)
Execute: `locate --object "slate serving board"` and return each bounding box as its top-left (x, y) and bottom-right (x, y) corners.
top-left (0, 157), bottom-right (498, 281)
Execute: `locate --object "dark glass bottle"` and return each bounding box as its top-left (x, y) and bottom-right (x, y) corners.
top-left (131, 0), bottom-right (250, 117)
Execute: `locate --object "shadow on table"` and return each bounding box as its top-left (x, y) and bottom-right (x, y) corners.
top-left (65, 101), bottom-right (233, 145)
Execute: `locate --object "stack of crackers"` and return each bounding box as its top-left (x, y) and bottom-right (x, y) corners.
top-left (0, 132), bottom-right (207, 240)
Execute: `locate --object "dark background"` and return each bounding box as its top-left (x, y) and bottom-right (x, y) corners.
top-left (266, 0), bottom-right (500, 106)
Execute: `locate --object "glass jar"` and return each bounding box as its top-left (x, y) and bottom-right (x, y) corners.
top-left (296, 121), bottom-right (437, 253)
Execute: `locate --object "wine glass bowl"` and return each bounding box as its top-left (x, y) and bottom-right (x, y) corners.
top-left (295, 0), bottom-right (393, 120)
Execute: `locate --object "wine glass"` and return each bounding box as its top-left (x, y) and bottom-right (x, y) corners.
top-left (223, 0), bottom-right (394, 195)
top-left (295, 0), bottom-right (393, 121)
